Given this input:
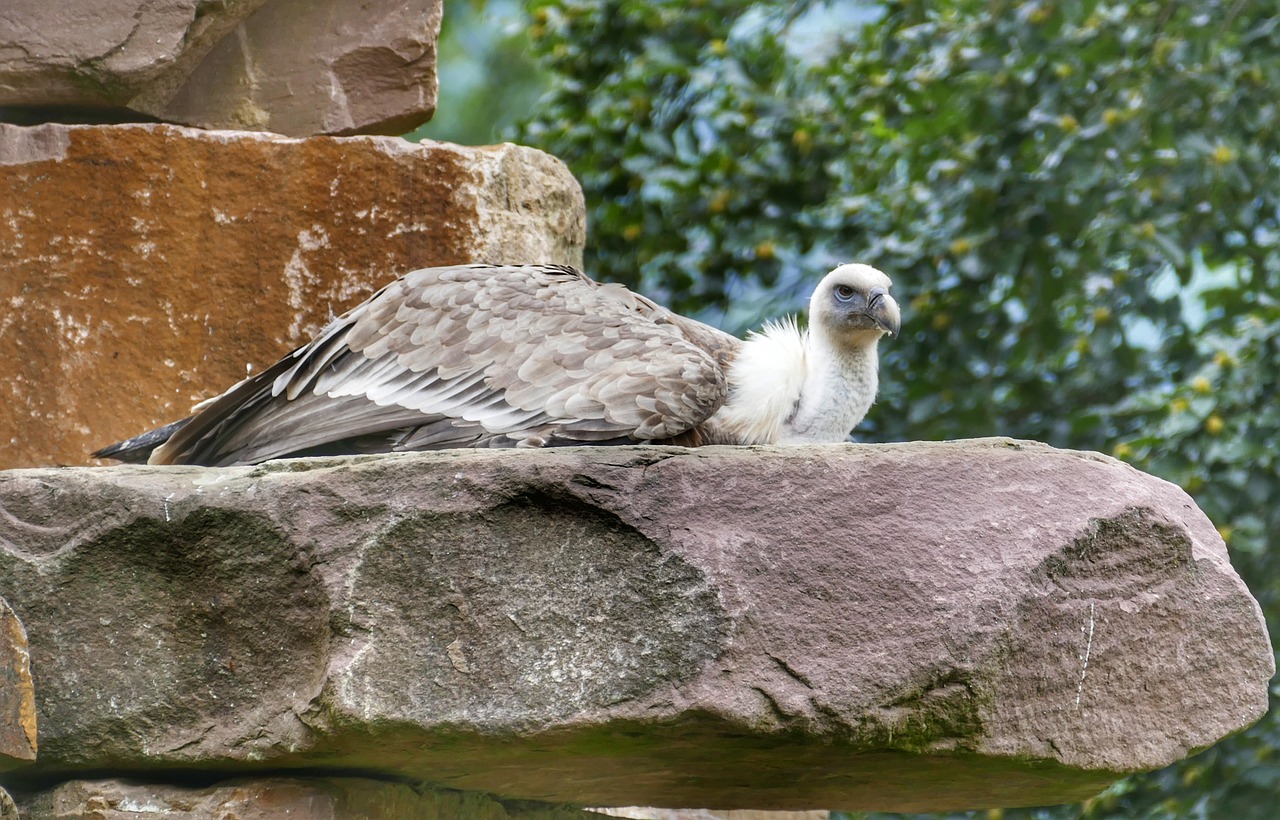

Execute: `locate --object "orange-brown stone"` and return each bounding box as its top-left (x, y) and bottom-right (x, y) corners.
top-left (0, 597), bottom-right (36, 767)
top-left (0, 123), bottom-right (585, 469)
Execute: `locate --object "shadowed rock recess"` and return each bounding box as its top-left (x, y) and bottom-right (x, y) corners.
top-left (0, 440), bottom-right (1271, 813)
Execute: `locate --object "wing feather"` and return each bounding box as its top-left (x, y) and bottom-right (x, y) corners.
top-left (150, 264), bottom-right (741, 465)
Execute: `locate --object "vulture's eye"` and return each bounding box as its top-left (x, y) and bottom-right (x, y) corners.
top-left (834, 285), bottom-right (856, 302)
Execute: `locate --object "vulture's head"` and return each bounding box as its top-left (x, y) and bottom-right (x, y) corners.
top-left (810, 263), bottom-right (902, 342)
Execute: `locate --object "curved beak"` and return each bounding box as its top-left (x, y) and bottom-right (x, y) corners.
top-left (867, 288), bottom-right (901, 338)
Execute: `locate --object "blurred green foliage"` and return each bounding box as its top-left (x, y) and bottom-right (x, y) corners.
top-left (406, 0), bottom-right (548, 145)
top-left (432, 0), bottom-right (1280, 814)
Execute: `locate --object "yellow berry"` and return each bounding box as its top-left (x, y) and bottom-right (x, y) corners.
top-left (1191, 376), bottom-right (1212, 394)
top-left (710, 39), bottom-right (728, 57)
top-left (755, 240), bottom-right (776, 260)
top-left (622, 224), bottom-right (643, 242)
top-left (1112, 442), bottom-right (1133, 460)
top-left (1058, 114), bottom-right (1080, 133)
top-left (949, 237), bottom-right (972, 255)
top-left (1205, 415), bottom-right (1225, 435)
top-left (1170, 397), bottom-right (1189, 413)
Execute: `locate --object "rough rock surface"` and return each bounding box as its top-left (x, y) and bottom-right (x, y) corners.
top-left (15, 777), bottom-right (593, 819)
top-left (0, 597), bottom-right (36, 767)
top-left (0, 440), bottom-right (1270, 812)
top-left (0, 122), bottom-right (585, 470)
top-left (156, 0), bottom-right (442, 136)
top-left (0, 0), bottom-right (268, 110)
top-left (0, 0), bottom-right (440, 136)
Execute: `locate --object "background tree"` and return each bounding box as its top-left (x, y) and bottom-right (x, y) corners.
top-left (419, 0), bottom-right (1280, 815)
top-left (408, 0), bottom-right (548, 146)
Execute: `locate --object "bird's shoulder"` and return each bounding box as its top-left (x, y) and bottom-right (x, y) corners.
top-left (337, 263), bottom-right (736, 374)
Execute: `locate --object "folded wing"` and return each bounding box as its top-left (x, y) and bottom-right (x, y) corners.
top-left (149, 264), bottom-right (738, 466)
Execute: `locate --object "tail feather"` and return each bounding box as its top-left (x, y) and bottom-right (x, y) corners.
top-left (92, 417), bottom-right (194, 464)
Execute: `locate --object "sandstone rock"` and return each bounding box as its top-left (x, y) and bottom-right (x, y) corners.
top-left (0, 1), bottom-right (266, 110)
top-left (154, 0), bottom-right (442, 136)
top-left (16, 777), bottom-right (594, 819)
top-left (0, 440), bottom-right (1270, 812)
top-left (0, 122), bottom-right (585, 469)
top-left (0, 0), bottom-right (440, 136)
top-left (0, 597), bottom-right (36, 767)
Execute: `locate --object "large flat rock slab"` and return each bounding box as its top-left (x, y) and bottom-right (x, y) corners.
top-left (0, 440), bottom-right (1270, 812)
top-left (0, 122), bottom-right (585, 469)
top-left (0, 0), bottom-right (441, 136)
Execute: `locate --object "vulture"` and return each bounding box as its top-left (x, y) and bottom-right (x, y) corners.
top-left (94, 263), bottom-right (901, 467)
